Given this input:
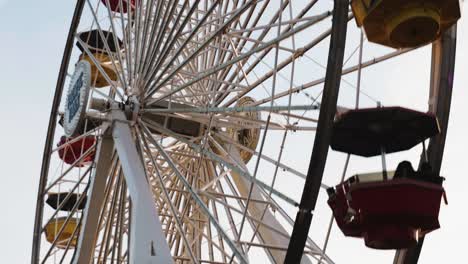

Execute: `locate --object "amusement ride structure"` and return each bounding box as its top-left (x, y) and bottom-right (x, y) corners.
top-left (32, 0), bottom-right (461, 263)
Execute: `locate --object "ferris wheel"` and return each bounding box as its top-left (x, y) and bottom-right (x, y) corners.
top-left (32, 0), bottom-right (460, 263)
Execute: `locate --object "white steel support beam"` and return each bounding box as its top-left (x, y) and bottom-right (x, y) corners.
top-left (73, 125), bottom-right (114, 264)
top-left (111, 110), bottom-right (173, 264)
top-left (225, 144), bottom-right (312, 264)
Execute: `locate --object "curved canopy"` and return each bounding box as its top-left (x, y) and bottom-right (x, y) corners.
top-left (331, 106), bottom-right (440, 157)
top-left (46, 192), bottom-right (87, 211)
top-left (76, 29), bottom-right (123, 54)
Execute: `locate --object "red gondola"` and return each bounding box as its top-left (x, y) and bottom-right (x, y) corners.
top-left (328, 171), bottom-right (445, 249)
top-left (328, 106), bottom-right (447, 250)
top-left (327, 181), bottom-right (364, 238)
top-left (58, 136), bottom-right (96, 166)
top-left (101, 0), bottom-right (137, 13)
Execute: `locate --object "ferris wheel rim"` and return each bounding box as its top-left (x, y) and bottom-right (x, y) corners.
top-left (31, 0), bottom-right (87, 262)
top-left (31, 1), bottom-right (458, 263)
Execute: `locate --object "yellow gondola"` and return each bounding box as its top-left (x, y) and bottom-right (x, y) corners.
top-left (44, 217), bottom-right (79, 249)
top-left (79, 52), bottom-right (118, 88)
top-left (351, 0), bottom-right (461, 48)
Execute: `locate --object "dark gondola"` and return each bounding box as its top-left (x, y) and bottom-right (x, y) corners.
top-left (331, 106), bottom-right (439, 157)
top-left (46, 192), bottom-right (87, 211)
top-left (76, 29), bottom-right (123, 54)
top-left (328, 106), bottom-right (447, 250)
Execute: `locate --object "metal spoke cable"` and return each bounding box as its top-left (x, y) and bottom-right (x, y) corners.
top-left (75, 37), bottom-right (125, 100)
top-left (140, 122), bottom-right (249, 264)
top-left (146, 12), bottom-right (330, 106)
top-left (235, 1), bottom-right (284, 254)
top-left (142, 118), bottom-right (298, 206)
top-left (144, 0), bottom-right (255, 99)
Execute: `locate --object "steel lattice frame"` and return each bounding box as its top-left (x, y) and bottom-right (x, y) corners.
top-left (32, 0), bottom-right (458, 263)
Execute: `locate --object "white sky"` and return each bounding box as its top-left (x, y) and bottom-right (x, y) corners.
top-left (0, 1), bottom-right (467, 263)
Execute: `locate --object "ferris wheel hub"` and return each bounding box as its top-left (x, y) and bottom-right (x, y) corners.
top-left (227, 96), bottom-right (261, 163)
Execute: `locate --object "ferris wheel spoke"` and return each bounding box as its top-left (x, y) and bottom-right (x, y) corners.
top-left (143, 104), bottom-right (318, 115)
top-left (140, 0), bottom-right (202, 89)
top-left (89, 86), bottom-right (121, 103)
top-left (40, 184), bottom-right (88, 264)
top-left (44, 144), bottom-right (97, 193)
top-left (226, 109), bottom-right (301, 263)
top-left (229, 15), bottom-right (330, 36)
top-left (226, 34), bottom-right (297, 54)
top-left (107, 174), bottom-right (128, 263)
top-left (114, 0), bottom-right (134, 89)
top-left (58, 216), bottom-right (83, 263)
top-left (138, 0), bottom-right (162, 74)
top-left (139, 0), bottom-right (190, 84)
top-left (142, 117), bottom-right (299, 208)
top-left (210, 182), bottom-right (243, 261)
top-left (162, 182), bottom-right (223, 261)
top-left (215, 1), bottom-right (321, 105)
top-left (72, 134), bottom-right (117, 263)
top-left (98, 170), bottom-right (131, 264)
top-left (254, 47), bottom-right (415, 107)
top-left (142, 1), bottom-right (179, 74)
top-left (96, 171), bottom-right (122, 262)
top-left (162, 111), bottom-right (309, 132)
top-left (146, 12), bottom-right (324, 107)
top-left (75, 36), bottom-right (125, 99)
top-left (137, 2), bottom-right (169, 87)
top-left (86, 0), bottom-right (129, 92)
top-left (210, 132), bottom-right (329, 190)
top-left (208, 0), bottom-right (273, 99)
top-left (145, 0), bottom-right (224, 92)
top-left (144, 0), bottom-right (257, 99)
top-left (50, 124), bottom-right (101, 153)
top-left (221, 12), bottom-right (333, 108)
top-left (138, 126), bottom-right (206, 264)
top-left (199, 187), bottom-right (277, 208)
top-left (135, 0), bottom-right (162, 84)
top-left (186, 199), bottom-right (251, 261)
top-left (268, 193), bottom-right (335, 263)
top-left (202, 192), bottom-right (291, 242)
top-left (120, 0), bottom-right (135, 89)
top-left (177, 69), bottom-right (249, 91)
top-left (132, 0), bottom-right (151, 85)
top-left (35, 0), bottom-right (454, 262)
top-left (41, 168), bottom-right (90, 230)
top-left (140, 122), bottom-right (249, 263)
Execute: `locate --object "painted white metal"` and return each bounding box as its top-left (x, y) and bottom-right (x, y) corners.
top-left (73, 125), bottom-right (114, 264)
top-left (111, 110), bottom-right (173, 264)
top-left (143, 104), bottom-right (318, 114)
top-left (225, 144), bottom-right (312, 264)
top-left (140, 123), bottom-right (249, 264)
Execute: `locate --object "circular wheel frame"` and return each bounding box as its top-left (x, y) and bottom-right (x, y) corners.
top-left (32, 1), bottom-right (458, 263)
